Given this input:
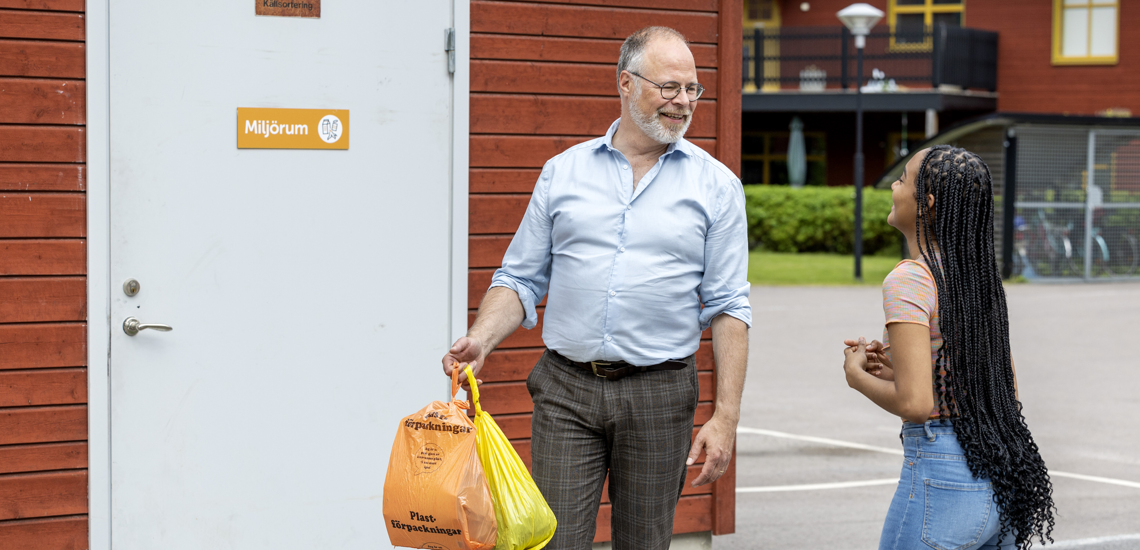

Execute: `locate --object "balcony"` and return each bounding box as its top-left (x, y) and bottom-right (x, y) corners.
top-left (742, 25), bottom-right (999, 113)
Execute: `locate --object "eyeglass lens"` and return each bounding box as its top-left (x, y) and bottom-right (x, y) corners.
top-left (660, 83), bottom-right (703, 100)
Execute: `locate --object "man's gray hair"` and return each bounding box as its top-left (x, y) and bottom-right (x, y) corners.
top-left (616, 26), bottom-right (689, 85)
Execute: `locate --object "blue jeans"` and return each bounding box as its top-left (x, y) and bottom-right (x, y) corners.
top-left (879, 420), bottom-right (1013, 550)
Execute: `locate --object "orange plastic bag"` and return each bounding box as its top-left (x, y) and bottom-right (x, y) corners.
top-left (383, 368), bottom-right (497, 550)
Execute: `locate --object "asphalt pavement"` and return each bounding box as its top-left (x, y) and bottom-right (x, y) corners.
top-left (712, 282), bottom-right (1140, 550)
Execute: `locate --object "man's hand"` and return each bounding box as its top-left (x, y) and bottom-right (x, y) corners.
top-left (443, 287), bottom-right (527, 392)
top-left (442, 336), bottom-right (485, 391)
top-left (686, 414), bottom-right (737, 487)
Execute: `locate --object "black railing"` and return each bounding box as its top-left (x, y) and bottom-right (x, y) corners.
top-left (743, 25), bottom-right (997, 92)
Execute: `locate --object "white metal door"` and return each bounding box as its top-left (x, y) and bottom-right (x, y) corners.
top-left (108, 2), bottom-right (455, 547)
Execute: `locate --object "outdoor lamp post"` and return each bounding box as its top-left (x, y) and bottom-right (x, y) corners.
top-left (838, 3), bottom-right (883, 282)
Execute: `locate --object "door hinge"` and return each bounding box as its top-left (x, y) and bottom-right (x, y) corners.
top-left (444, 28), bottom-right (456, 74)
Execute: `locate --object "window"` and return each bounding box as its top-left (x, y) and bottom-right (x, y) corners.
top-left (743, 0), bottom-right (781, 92)
top-left (742, 132), bottom-right (827, 185)
top-left (1052, 0), bottom-right (1118, 65)
top-left (746, 0), bottom-right (776, 21)
top-left (889, 0), bottom-right (964, 49)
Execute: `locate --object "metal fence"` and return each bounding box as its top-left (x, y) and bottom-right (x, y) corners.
top-left (743, 25), bottom-right (997, 92)
top-left (1008, 128), bottom-right (1140, 280)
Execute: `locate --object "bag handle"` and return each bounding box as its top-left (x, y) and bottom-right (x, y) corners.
top-left (450, 363), bottom-right (461, 400)
top-left (464, 364), bottom-right (483, 417)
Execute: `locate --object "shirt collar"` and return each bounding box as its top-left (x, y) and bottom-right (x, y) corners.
top-left (598, 118), bottom-right (694, 158)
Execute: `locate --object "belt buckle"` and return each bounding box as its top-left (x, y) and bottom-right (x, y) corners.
top-left (590, 361), bottom-right (612, 378)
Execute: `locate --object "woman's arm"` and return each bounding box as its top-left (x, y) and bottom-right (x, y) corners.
top-left (843, 324), bottom-right (934, 424)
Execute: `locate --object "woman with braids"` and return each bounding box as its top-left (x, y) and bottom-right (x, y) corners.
top-left (842, 145), bottom-right (1056, 549)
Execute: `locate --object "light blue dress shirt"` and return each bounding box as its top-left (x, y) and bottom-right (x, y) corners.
top-left (490, 119), bottom-right (752, 366)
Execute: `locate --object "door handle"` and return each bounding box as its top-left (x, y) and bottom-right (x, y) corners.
top-left (123, 317), bottom-right (173, 336)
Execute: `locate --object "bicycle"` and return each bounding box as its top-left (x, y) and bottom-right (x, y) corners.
top-left (1014, 210), bottom-right (1080, 278)
top-left (1065, 209), bottom-right (1139, 277)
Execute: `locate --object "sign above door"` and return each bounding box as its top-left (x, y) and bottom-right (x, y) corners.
top-left (256, 0), bottom-right (320, 18)
top-left (237, 108), bottom-right (349, 150)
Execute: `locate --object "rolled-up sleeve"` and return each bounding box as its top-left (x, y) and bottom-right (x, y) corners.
top-left (489, 163), bottom-right (555, 329)
top-left (698, 180), bottom-right (752, 330)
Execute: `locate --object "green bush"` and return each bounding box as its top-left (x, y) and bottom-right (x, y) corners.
top-left (742, 185), bottom-right (899, 254)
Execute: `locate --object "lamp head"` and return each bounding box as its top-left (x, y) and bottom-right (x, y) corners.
top-left (837, 3), bottom-right (884, 37)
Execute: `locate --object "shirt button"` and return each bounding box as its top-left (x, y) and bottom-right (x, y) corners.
top-left (622, 165), bottom-right (629, 170)
top-left (627, 205), bottom-right (632, 210)
top-left (605, 336), bottom-right (612, 342)
top-left (619, 247), bottom-right (626, 252)
top-left (610, 290), bottom-right (616, 296)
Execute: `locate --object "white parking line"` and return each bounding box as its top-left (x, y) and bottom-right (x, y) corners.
top-left (738, 427), bottom-right (1140, 490)
top-left (737, 427), bottom-right (902, 455)
top-left (1049, 534), bottom-right (1140, 548)
top-left (737, 478), bottom-right (898, 493)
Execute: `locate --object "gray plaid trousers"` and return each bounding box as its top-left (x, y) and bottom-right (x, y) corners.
top-left (527, 350), bottom-right (699, 550)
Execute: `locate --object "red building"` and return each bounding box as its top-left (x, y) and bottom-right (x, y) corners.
top-left (741, 0), bottom-right (1135, 187)
top-left (0, 1), bottom-right (743, 548)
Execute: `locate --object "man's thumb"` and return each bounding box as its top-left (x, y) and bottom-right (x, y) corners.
top-left (686, 437), bottom-right (703, 465)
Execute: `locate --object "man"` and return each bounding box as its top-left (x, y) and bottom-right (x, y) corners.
top-left (442, 26), bottom-right (750, 549)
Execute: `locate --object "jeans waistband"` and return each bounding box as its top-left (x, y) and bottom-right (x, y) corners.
top-left (899, 419), bottom-right (966, 453)
top-left (901, 418), bottom-right (956, 436)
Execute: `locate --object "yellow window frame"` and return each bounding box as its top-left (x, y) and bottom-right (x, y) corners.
top-left (742, 131), bottom-right (827, 185)
top-left (743, 0), bottom-right (782, 92)
top-left (888, 0), bottom-right (965, 52)
top-left (1052, 0), bottom-right (1119, 66)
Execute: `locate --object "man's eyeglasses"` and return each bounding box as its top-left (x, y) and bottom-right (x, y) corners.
top-left (628, 71), bottom-right (705, 101)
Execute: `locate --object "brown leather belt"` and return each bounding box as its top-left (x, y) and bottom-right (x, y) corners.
top-left (548, 349), bottom-right (691, 381)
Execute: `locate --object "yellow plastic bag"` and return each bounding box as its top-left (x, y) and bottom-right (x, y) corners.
top-left (465, 364), bottom-right (557, 550)
top-left (382, 367), bottom-right (497, 550)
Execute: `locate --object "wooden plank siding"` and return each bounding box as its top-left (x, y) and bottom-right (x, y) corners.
top-left (0, 2), bottom-right (84, 12)
top-left (0, 516), bottom-right (87, 550)
top-left (0, 1), bottom-right (88, 548)
top-left (0, 164), bottom-right (85, 191)
top-left (468, 0), bottom-right (741, 541)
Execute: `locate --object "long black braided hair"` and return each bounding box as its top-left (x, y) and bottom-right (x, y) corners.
top-left (914, 145), bottom-right (1056, 548)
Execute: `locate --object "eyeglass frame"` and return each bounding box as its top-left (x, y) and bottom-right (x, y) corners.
top-left (626, 71), bottom-right (705, 101)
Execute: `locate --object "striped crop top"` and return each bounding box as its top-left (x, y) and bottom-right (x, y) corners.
top-left (881, 259), bottom-right (949, 419)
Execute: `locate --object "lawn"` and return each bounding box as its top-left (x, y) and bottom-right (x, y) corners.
top-left (748, 250), bottom-right (902, 286)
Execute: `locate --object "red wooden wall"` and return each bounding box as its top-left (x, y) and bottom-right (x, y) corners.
top-left (968, 1), bottom-right (1140, 115)
top-left (0, 1), bottom-right (89, 549)
top-left (467, 0), bottom-right (741, 541)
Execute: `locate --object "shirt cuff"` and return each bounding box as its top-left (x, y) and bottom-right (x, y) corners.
top-left (489, 273), bottom-right (540, 329)
top-left (699, 298), bottom-right (753, 331)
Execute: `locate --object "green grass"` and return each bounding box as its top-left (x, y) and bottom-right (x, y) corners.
top-left (748, 250), bottom-right (902, 286)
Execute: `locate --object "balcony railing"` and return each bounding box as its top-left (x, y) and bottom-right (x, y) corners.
top-left (743, 25), bottom-right (998, 93)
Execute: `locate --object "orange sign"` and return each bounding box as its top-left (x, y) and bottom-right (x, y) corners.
top-left (237, 108), bottom-right (348, 150)
top-left (255, 0), bottom-right (320, 18)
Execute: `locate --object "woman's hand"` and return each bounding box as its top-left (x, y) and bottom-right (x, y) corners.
top-left (845, 339), bottom-right (895, 381)
top-left (843, 326), bottom-right (933, 423)
top-left (868, 345), bottom-right (895, 381)
top-left (842, 337), bottom-right (869, 387)
top-left (844, 339), bottom-right (894, 380)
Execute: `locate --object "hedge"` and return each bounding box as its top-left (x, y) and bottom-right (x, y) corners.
top-left (742, 185), bottom-right (899, 254)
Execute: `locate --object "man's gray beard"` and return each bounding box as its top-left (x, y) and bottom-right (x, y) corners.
top-left (629, 86), bottom-right (691, 144)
